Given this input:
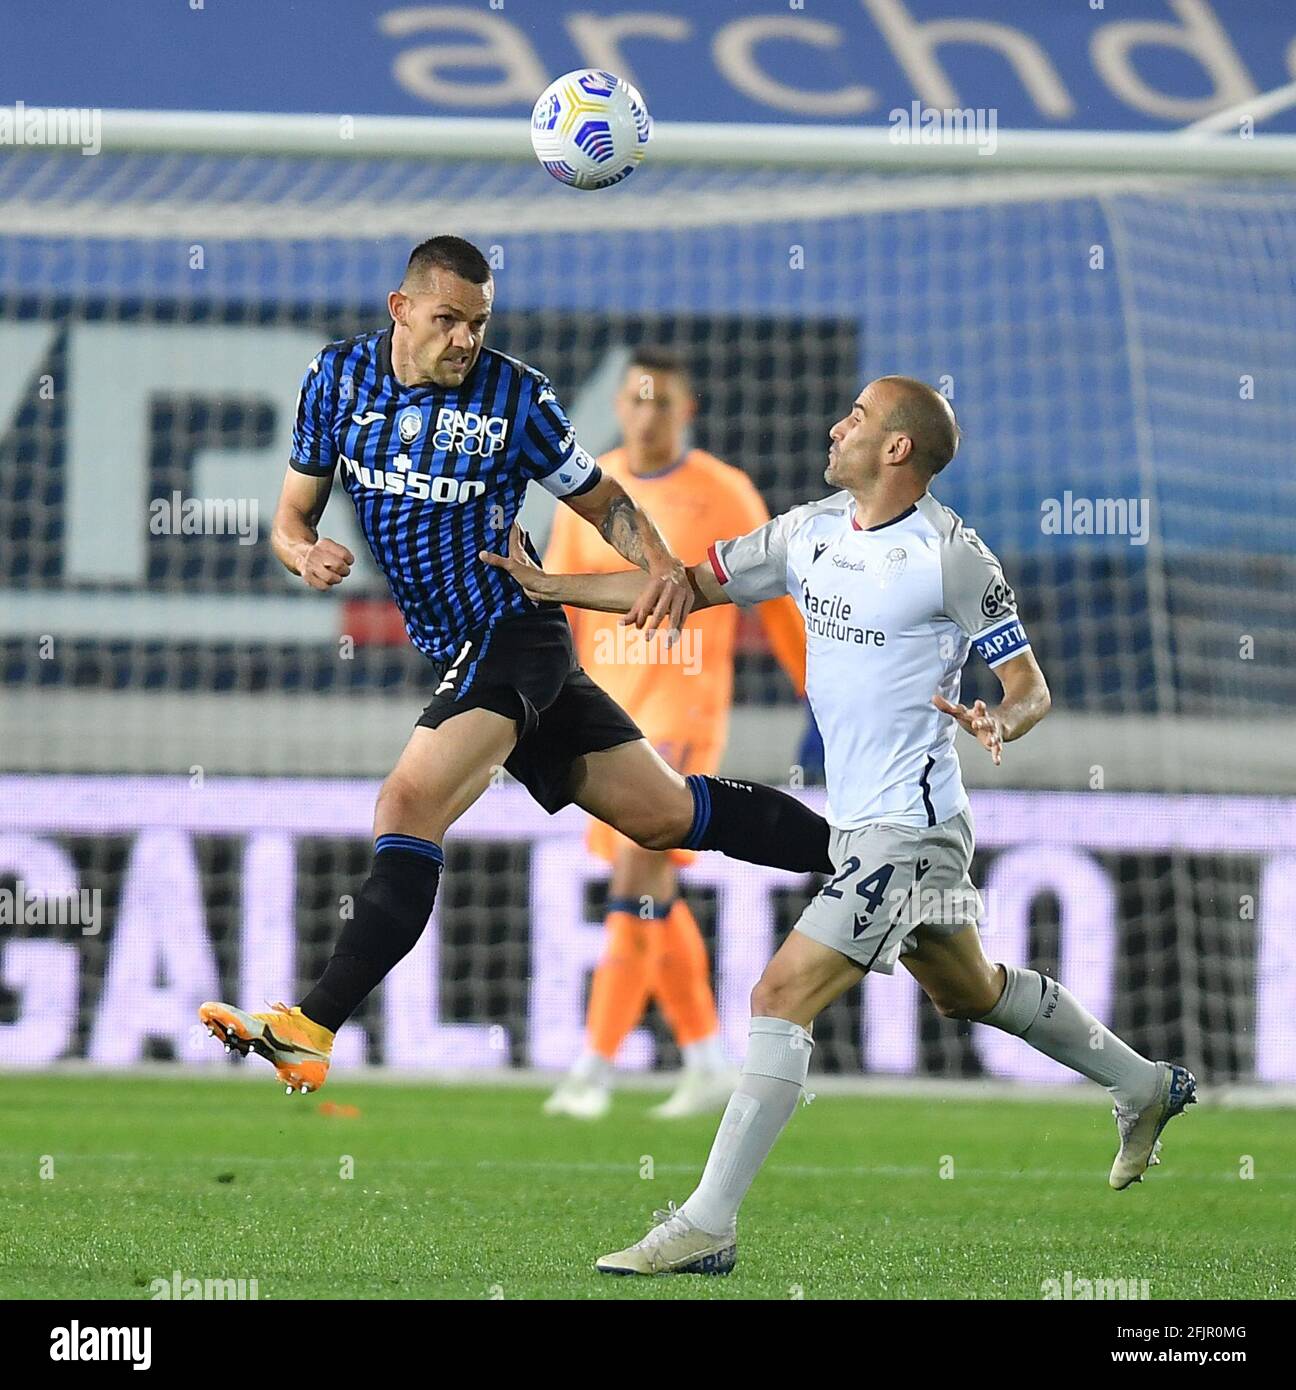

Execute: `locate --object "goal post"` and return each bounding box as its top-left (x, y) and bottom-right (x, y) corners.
top-left (84, 105), bottom-right (1296, 172)
top-left (0, 112), bottom-right (1293, 1087)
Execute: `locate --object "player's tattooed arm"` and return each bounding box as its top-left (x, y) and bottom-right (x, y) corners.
top-left (271, 466), bottom-right (355, 591)
top-left (598, 490), bottom-right (647, 563)
top-left (932, 650), bottom-right (1051, 766)
top-left (561, 475), bottom-right (694, 634)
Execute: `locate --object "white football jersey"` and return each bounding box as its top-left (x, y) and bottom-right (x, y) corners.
top-left (708, 490), bottom-right (1031, 830)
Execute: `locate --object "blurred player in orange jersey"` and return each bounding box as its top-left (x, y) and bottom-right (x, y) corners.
top-left (542, 348), bottom-right (806, 1120)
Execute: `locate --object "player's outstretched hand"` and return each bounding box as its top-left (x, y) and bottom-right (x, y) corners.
top-left (479, 522), bottom-right (553, 602)
top-left (298, 537), bottom-right (355, 590)
top-left (932, 693), bottom-right (1003, 766)
top-left (623, 559), bottom-right (693, 642)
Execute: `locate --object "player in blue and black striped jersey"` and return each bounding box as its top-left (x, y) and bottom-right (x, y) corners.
top-left (287, 260), bottom-right (601, 663)
top-left (198, 236), bottom-right (834, 1094)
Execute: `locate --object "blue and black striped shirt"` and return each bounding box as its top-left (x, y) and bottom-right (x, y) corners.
top-left (291, 327), bottom-right (601, 661)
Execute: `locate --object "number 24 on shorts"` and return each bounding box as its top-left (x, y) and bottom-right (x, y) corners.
top-left (822, 857), bottom-right (897, 936)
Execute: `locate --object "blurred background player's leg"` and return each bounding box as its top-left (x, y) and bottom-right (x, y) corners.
top-left (651, 896), bottom-right (734, 1116)
top-left (544, 838), bottom-right (669, 1119)
top-left (544, 826), bottom-right (736, 1120)
top-left (647, 738), bottom-right (739, 1118)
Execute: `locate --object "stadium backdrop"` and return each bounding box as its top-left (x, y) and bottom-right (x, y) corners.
top-left (3, 0), bottom-right (1295, 133)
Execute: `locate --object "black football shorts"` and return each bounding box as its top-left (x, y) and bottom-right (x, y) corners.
top-left (416, 607), bottom-right (642, 813)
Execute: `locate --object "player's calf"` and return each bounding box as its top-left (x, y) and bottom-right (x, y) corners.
top-left (901, 923), bottom-right (1004, 1022)
top-left (578, 743), bottom-right (832, 875)
top-left (979, 964), bottom-right (1163, 1110)
top-left (678, 775), bottom-right (832, 874)
top-left (298, 835), bottom-right (442, 1032)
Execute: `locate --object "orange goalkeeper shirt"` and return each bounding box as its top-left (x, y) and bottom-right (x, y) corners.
top-left (544, 447), bottom-right (805, 746)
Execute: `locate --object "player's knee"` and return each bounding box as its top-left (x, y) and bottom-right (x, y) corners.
top-left (930, 986), bottom-right (998, 1021)
top-left (931, 994), bottom-right (972, 1020)
top-left (623, 805), bottom-right (691, 853)
top-left (619, 820), bottom-right (665, 852)
top-left (375, 773), bottom-right (428, 832)
top-left (750, 974), bottom-right (803, 1020)
top-left (599, 767), bottom-right (694, 853)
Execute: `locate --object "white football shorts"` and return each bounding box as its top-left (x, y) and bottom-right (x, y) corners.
top-left (795, 806), bottom-right (983, 974)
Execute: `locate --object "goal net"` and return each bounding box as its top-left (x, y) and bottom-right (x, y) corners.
top-left (1, 121), bottom-right (1293, 1087)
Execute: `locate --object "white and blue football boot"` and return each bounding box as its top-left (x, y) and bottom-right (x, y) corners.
top-left (596, 1203), bottom-right (737, 1276)
top-left (1109, 1061), bottom-right (1198, 1190)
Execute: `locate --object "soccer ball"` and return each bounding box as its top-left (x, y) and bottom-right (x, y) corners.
top-left (530, 69), bottom-right (652, 190)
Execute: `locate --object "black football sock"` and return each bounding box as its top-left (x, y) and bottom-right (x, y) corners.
top-left (299, 834), bottom-right (443, 1033)
top-left (680, 775), bottom-right (831, 875)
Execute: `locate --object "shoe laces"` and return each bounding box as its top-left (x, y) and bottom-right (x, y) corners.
top-left (1112, 1073), bottom-right (1166, 1134)
top-left (1112, 1098), bottom-right (1158, 1146)
top-left (640, 1201), bottom-right (690, 1249)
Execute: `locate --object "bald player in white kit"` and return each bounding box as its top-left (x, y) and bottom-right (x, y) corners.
top-left (482, 375), bottom-right (1197, 1277)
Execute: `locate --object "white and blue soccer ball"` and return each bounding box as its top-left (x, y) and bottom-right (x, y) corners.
top-left (530, 69), bottom-right (652, 190)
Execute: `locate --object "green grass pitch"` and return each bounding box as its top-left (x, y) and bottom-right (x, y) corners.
top-left (1, 1073), bottom-right (1292, 1300)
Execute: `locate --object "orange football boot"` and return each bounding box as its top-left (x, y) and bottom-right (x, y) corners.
top-left (199, 1001), bottom-right (335, 1094)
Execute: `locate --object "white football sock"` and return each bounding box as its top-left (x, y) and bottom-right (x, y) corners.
top-left (981, 965), bottom-right (1161, 1110)
top-left (679, 1016), bottom-right (812, 1236)
top-left (681, 1035), bottom-right (727, 1073)
top-left (571, 1049), bottom-right (612, 1086)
